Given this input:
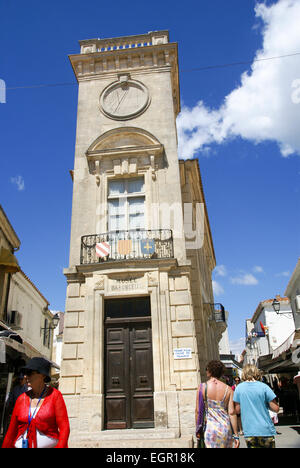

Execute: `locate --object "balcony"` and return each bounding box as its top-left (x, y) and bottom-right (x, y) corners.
top-left (80, 229), bottom-right (174, 265)
top-left (206, 303), bottom-right (226, 323)
top-left (79, 31), bottom-right (169, 55)
top-left (214, 304), bottom-right (226, 323)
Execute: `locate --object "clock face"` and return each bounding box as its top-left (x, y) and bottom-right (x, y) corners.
top-left (100, 79), bottom-right (150, 120)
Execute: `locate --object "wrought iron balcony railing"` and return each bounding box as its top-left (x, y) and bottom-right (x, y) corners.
top-left (80, 229), bottom-right (174, 265)
top-left (214, 303), bottom-right (226, 323)
top-left (205, 303), bottom-right (227, 324)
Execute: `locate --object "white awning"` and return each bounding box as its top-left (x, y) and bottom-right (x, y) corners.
top-left (0, 337), bottom-right (59, 366)
top-left (0, 339), bottom-right (5, 363)
top-left (0, 337), bottom-right (26, 363)
top-left (272, 332), bottom-right (295, 359)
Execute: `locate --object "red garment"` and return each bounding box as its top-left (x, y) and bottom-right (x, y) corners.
top-left (2, 387), bottom-right (70, 448)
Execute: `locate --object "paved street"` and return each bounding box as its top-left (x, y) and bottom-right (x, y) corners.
top-left (1, 426), bottom-right (300, 448)
top-left (239, 424), bottom-right (300, 448)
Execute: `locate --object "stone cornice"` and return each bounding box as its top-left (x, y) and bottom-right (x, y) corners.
top-left (0, 205), bottom-right (21, 251)
top-left (86, 143), bottom-right (163, 161)
top-left (64, 258), bottom-right (178, 280)
top-left (84, 127), bottom-right (165, 180)
top-left (69, 41), bottom-right (180, 116)
top-left (78, 31), bottom-right (170, 53)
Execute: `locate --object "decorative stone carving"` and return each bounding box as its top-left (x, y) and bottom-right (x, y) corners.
top-left (107, 273), bottom-right (147, 295)
top-left (147, 271), bottom-right (159, 287)
top-left (150, 154), bottom-right (156, 180)
top-left (99, 76), bottom-right (150, 121)
top-left (95, 160), bottom-right (100, 186)
top-left (94, 276), bottom-right (105, 290)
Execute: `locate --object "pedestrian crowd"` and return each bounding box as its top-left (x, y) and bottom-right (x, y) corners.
top-left (0, 356), bottom-right (295, 449)
top-left (195, 360), bottom-right (280, 449)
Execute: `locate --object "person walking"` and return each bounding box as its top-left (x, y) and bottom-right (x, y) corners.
top-left (233, 364), bottom-right (279, 448)
top-left (232, 376), bottom-right (241, 391)
top-left (2, 357), bottom-right (70, 448)
top-left (196, 360), bottom-right (240, 448)
top-left (231, 376), bottom-right (243, 435)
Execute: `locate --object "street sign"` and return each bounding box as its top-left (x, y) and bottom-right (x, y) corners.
top-left (173, 348), bottom-right (192, 360)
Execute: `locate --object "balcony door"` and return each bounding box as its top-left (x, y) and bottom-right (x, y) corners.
top-left (104, 297), bottom-right (154, 429)
top-left (108, 177), bottom-right (145, 232)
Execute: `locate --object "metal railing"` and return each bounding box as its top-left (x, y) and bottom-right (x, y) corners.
top-left (205, 303), bottom-right (226, 323)
top-left (214, 304), bottom-right (226, 323)
top-left (80, 31), bottom-right (169, 54)
top-left (80, 229), bottom-right (174, 265)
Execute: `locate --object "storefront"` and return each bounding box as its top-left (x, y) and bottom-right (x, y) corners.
top-left (220, 353), bottom-right (242, 385)
top-left (258, 330), bottom-right (300, 421)
top-left (0, 325), bottom-right (56, 437)
top-left (0, 330), bottom-right (27, 435)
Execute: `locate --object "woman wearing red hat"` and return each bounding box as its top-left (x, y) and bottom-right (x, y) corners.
top-left (2, 358), bottom-right (70, 448)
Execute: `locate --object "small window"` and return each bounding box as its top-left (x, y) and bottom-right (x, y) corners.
top-left (43, 319), bottom-right (51, 348)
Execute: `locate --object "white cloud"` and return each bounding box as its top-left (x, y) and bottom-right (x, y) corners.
top-left (229, 337), bottom-right (245, 358)
top-left (253, 265), bottom-right (264, 273)
top-left (10, 175), bottom-right (25, 191)
top-left (230, 273), bottom-right (259, 286)
top-left (275, 270), bottom-right (290, 277)
top-left (214, 265), bottom-right (227, 277)
top-left (212, 280), bottom-right (224, 296)
top-left (177, 0), bottom-right (300, 159)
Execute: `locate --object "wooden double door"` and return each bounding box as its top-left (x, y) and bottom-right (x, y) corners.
top-left (104, 297), bottom-right (154, 429)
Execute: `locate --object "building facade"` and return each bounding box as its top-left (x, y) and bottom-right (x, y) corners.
top-left (0, 205), bottom-right (20, 321)
top-left (285, 258), bottom-right (300, 331)
top-left (218, 311), bottom-right (241, 382)
top-left (60, 31), bottom-right (224, 447)
top-left (6, 270), bottom-right (54, 360)
top-left (285, 258), bottom-right (300, 372)
top-left (244, 296), bottom-right (298, 375)
top-left (0, 206), bottom-right (55, 436)
top-left (51, 311), bottom-right (65, 381)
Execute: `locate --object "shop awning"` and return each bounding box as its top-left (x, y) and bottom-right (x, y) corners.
top-left (272, 329), bottom-right (300, 360)
top-left (0, 247), bottom-right (20, 273)
top-left (0, 336), bottom-right (26, 363)
top-left (272, 331), bottom-right (295, 359)
top-left (0, 336), bottom-right (60, 369)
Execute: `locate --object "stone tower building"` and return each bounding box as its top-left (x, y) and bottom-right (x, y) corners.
top-left (61, 31), bottom-right (226, 447)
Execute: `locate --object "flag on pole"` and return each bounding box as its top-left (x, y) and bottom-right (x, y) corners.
top-left (117, 239), bottom-right (132, 256)
top-left (96, 242), bottom-right (110, 258)
top-left (260, 321), bottom-right (266, 335)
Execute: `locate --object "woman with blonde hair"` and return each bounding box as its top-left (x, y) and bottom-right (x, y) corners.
top-left (233, 364), bottom-right (279, 448)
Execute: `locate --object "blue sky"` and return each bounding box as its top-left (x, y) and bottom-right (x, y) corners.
top-left (0, 0), bottom-right (299, 356)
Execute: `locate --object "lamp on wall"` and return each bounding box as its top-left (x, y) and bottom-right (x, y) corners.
top-left (272, 298), bottom-right (281, 314)
top-left (40, 313), bottom-right (60, 335)
top-left (51, 313), bottom-right (60, 329)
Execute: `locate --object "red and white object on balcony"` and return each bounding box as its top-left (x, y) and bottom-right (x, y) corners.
top-left (96, 242), bottom-right (110, 258)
